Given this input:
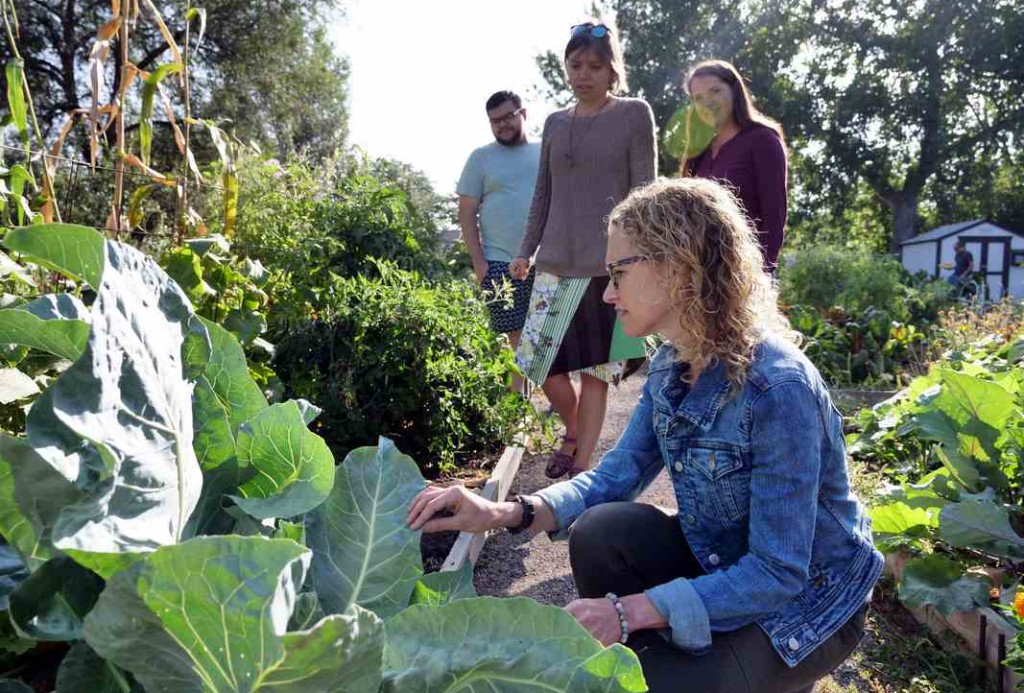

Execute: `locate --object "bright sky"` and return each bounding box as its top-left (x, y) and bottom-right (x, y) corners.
top-left (329, 0), bottom-right (595, 195)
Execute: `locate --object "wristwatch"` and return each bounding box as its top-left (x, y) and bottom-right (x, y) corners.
top-left (508, 494), bottom-right (535, 533)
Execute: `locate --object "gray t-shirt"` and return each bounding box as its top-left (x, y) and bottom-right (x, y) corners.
top-left (457, 140), bottom-right (542, 263)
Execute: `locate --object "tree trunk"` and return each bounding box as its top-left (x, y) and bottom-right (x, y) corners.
top-left (887, 191), bottom-right (920, 253)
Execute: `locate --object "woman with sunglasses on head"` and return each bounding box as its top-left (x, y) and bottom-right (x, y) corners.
top-left (680, 60), bottom-right (788, 273)
top-left (411, 177), bottom-right (882, 693)
top-left (509, 21), bottom-right (656, 480)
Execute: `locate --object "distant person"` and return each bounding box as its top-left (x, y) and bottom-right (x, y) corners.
top-left (680, 60), bottom-right (788, 272)
top-left (946, 239), bottom-right (974, 294)
top-left (509, 20), bottom-right (655, 479)
top-left (410, 177), bottom-right (883, 693)
top-left (457, 90), bottom-right (542, 388)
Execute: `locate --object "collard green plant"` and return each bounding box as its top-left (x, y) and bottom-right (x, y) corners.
top-left (856, 335), bottom-right (1024, 615)
top-left (0, 224), bottom-right (646, 691)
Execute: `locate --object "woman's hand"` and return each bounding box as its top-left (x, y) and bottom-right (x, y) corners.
top-left (509, 256), bottom-right (531, 280)
top-left (564, 597), bottom-right (624, 647)
top-left (407, 485), bottom-right (508, 534)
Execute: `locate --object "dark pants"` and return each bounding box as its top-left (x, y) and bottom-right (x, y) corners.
top-left (568, 503), bottom-right (867, 693)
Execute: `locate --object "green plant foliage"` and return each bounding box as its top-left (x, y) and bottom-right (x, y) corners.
top-left (83, 535), bottom-right (385, 693)
top-left (897, 554), bottom-right (991, 616)
top-left (274, 265), bottom-right (529, 473)
top-left (409, 564), bottom-right (476, 607)
top-left (0, 224), bottom-right (645, 691)
top-left (54, 642), bottom-right (139, 693)
top-left (779, 244), bottom-right (955, 386)
top-left (381, 597), bottom-right (647, 693)
top-left (8, 554), bottom-right (103, 640)
top-left (230, 400), bottom-right (334, 520)
top-left (306, 439), bottom-right (426, 620)
top-left (0, 294), bottom-right (89, 362)
top-left (853, 334), bottom-right (1024, 616)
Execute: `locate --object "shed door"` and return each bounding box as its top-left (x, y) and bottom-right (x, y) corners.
top-left (963, 236), bottom-right (1010, 299)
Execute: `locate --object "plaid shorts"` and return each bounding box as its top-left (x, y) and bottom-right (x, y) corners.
top-left (481, 261), bottom-right (535, 334)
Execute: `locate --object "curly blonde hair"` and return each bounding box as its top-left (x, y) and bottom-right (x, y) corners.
top-left (608, 177), bottom-right (797, 388)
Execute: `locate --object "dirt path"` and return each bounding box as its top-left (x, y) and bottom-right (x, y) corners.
top-left (473, 374), bottom-right (666, 604)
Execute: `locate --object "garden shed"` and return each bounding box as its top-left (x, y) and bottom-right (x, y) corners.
top-left (900, 219), bottom-right (1024, 299)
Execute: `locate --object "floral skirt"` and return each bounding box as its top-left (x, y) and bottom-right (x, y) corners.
top-left (515, 271), bottom-right (645, 386)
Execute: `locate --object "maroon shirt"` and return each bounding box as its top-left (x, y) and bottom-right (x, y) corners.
top-left (688, 123), bottom-right (788, 270)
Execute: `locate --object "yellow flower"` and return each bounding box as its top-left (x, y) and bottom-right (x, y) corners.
top-left (1014, 590), bottom-right (1024, 620)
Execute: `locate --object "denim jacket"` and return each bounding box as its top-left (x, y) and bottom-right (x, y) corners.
top-left (535, 334), bottom-right (884, 666)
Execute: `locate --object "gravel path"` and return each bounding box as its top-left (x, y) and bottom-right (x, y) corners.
top-left (473, 374), bottom-right (667, 604)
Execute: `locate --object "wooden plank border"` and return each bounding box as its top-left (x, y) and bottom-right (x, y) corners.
top-left (440, 441), bottom-right (525, 573)
top-left (885, 552), bottom-right (1022, 692)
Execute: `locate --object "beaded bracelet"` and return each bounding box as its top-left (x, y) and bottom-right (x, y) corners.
top-left (605, 592), bottom-right (629, 644)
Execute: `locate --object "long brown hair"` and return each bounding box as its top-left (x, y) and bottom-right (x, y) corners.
top-left (679, 60), bottom-right (783, 175)
top-left (608, 178), bottom-right (797, 388)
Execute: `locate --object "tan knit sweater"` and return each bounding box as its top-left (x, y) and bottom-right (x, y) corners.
top-left (518, 97), bottom-right (657, 277)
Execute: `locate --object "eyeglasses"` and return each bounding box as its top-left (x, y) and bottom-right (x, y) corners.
top-left (570, 23), bottom-right (610, 39)
top-left (488, 107), bottom-right (524, 126)
top-left (606, 255), bottom-right (645, 290)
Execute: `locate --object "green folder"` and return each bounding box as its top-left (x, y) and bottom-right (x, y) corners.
top-left (608, 316), bottom-right (647, 361)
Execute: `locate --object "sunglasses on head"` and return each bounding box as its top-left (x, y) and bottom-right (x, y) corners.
top-left (570, 23), bottom-right (610, 39)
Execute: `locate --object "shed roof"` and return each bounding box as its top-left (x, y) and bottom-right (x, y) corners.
top-left (901, 219), bottom-right (1023, 246)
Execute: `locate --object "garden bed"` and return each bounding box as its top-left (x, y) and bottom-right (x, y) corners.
top-left (886, 552), bottom-right (1023, 692)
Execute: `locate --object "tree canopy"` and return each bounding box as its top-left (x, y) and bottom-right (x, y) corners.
top-left (4, 0), bottom-right (349, 161)
top-left (540, 0), bottom-right (1024, 249)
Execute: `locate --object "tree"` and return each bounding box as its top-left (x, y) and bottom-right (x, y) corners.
top-left (3, 0), bottom-right (349, 161)
top-left (539, 0), bottom-right (1024, 248)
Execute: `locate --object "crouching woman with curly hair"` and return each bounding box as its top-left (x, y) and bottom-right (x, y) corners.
top-left (408, 177), bottom-right (883, 693)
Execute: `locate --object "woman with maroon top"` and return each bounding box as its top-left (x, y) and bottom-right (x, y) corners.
top-left (680, 60), bottom-right (788, 272)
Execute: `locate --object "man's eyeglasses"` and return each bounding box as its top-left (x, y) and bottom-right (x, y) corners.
top-left (489, 108), bottom-right (524, 126)
top-left (606, 255), bottom-right (645, 290)
top-left (570, 23), bottom-right (610, 39)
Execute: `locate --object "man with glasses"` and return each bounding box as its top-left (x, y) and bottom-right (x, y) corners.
top-left (457, 91), bottom-right (541, 386)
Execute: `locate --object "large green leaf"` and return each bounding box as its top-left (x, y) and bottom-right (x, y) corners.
top-left (261, 607), bottom-right (383, 693)
top-left (140, 64), bottom-right (184, 165)
top-left (910, 370), bottom-right (1017, 492)
top-left (4, 224), bottom-right (105, 289)
top-left (869, 501), bottom-right (937, 537)
top-left (83, 535), bottom-right (381, 692)
top-left (21, 240), bottom-right (208, 572)
top-left (568, 647), bottom-right (649, 692)
top-left (8, 555), bottom-right (103, 640)
top-left (0, 294), bottom-right (90, 362)
top-left (184, 319), bottom-right (267, 536)
top-left (938, 500), bottom-right (1024, 559)
top-left (382, 597), bottom-right (646, 692)
top-left (306, 438), bottom-right (425, 619)
top-left (897, 554), bottom-right (991, 615)
top-left (55, 642), bottom-right (140, 693)
top-left (409, 564), bottom-right (477, 607)
top-left (5, 59), bottom-right (27, 137)
top-left (230, 401), bottom-right (334, 520)
top-left (0, 435), bottom-right (80, 570)
top-left (0, 544), bottom-right (29, 610)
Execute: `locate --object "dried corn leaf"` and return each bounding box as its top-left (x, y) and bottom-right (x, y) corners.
top-left (97, 17), bottom-right (122, 41)
top-left (122, 153), bottom-right (176, 187)
top-left (140, 0), bottom-right (182, 66)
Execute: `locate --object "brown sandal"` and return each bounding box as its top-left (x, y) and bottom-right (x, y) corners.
top-left (545, 436), bottom-right (577, 479)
